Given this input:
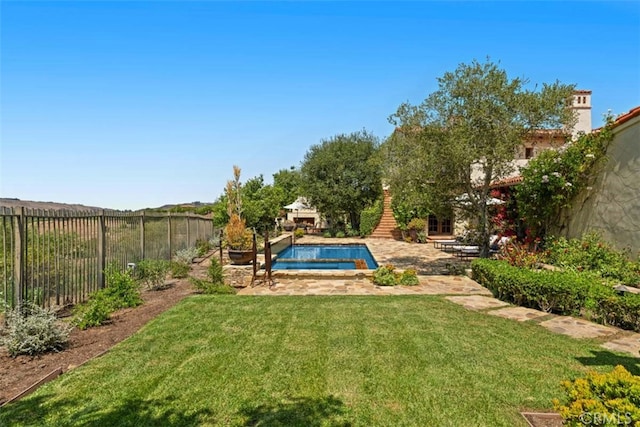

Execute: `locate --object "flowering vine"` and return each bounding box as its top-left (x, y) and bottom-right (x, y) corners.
top-left (515, 115), bottom-right (615, 240)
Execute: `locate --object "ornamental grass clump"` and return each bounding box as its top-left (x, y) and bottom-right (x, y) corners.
top-left (225, 166), bottom-right (253, 251)
top-left (1, 303), bottom-right (70, 357)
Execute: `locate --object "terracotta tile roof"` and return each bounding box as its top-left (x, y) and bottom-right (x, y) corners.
top-left (490, 175), bottom-right (524, 189)
top-left (612, 106), bottom-right (640, 128)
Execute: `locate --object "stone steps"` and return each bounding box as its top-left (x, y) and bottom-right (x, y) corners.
top-left (370, 189), bottom-right (401, 239)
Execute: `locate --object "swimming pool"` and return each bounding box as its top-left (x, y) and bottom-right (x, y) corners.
top-left (272, 244), bottom-right (378, 270)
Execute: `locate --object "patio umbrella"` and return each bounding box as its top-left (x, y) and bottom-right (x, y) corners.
top-left (283, 197), bottom-right (310, 220)
top-left (283, 197), bottom-right (310, 211)
top-left (454, 193), bottom-right (505, 206)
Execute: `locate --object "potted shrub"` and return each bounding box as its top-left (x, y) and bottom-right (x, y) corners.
top-left (224, 166), bottom-right (254, 265)
top-left (407, 218), bottom-right (427, 243)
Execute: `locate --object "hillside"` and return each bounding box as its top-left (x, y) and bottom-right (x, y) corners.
top-left (0, 198), bottom-right (106, 212)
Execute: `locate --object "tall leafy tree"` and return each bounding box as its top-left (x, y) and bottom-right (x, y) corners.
top-left (242, 175), bottom-right (285, 234)
top-left (386, 59), bottom-right (576, 256)
top-left (301, 130), bottom-right (382, 230)
top-left (273, 167), bottom-right (303, 207)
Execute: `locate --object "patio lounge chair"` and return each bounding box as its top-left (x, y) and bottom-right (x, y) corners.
top-left (433, 239), bottom-right (459, 249)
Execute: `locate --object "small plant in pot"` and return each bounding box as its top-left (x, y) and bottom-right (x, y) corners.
top-left (224, 166), bottom-right (254, 265)
top-left (407, 218), bottom-right (427, 243)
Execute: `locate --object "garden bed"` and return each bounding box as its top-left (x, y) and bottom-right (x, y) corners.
top-left (0, 269), bottom-right (200, 405)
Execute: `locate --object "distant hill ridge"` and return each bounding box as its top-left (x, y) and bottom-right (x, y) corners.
top-left (0, 198), bottom-right (105, 212)
top-left (0, 198), bottom-right (212, 213)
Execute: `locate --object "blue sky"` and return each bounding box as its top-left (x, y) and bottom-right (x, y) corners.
top-left (1, 1), bottom-right (639, 210)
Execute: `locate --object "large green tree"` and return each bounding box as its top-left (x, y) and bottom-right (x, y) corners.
top-left (242, 175), bottom-right (285, 234)
top-left (301, 130), bottom-right (382, 231)
top-left (386, 59), bottom-right (576, 256)
top-left (273, 167), bottom-right (303, 207)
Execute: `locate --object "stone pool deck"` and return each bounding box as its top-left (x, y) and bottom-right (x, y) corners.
top-left (235, 236), bottom-right (640, 358)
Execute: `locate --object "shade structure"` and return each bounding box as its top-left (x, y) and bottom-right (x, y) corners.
top-left (283, 197), bottom-right (310, 211)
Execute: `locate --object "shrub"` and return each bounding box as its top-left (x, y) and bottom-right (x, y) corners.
top-left (170, 261), bottom-right (190, 279)
top-left (372, 265), bottom-right (397, 286)
top-left (472, 259), bottom-right (608, 314)
top-left (372, 265), bottom-right (419, 286)
top-left (498, 241), bottom-right (546, 269)
top-left (226, 214), bottom-right (253, 250)
top-left (190, 277), bottom-right (236, 295)
top-left (346, 225), bottom-right (360, 237)
top-left (335, 231), bottom-right (346, 238)
top-left (103, 263), bottom-right (143, 309)
top-left (359, 199), bottom-right (383, 236)
top-left (174, 247), bottom-right (198, 265)
top-left (195, 239), bottom-right (212, 257)
top-left (545, 232), bottom-right (640, 285)
top-left (553, 366), bottom-right (640, 426)
top-left (1, 303), bottom-right (70, 357)
top-left (208, 258), bottom-right (224, 285)
top-left (134, 259), bottom-right (170, 290)
top-left (322, 231), bottom-right (333, 238)
top-left (72, 263), bottom-right (143, 330)
top-left (294, 228), bottom-right (305, 239)
top-left (72, 291), bottom-right (113, 330)
top-left (590, 294), bottom-right (640, 332)
top-left (471, 259), bottom-right (640, 331)
top-left (407, 218), bottom-right (426, 231)
top-left (399, 269), bottom-right (420, 286)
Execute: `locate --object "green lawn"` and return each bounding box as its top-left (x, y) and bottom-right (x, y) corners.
top-left (2, 295), bottom-right (637, 426)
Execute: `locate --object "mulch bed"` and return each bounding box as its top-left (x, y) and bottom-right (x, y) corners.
top-left (0, 266), bottom-right (204, 406)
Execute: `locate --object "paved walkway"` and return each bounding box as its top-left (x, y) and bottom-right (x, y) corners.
top-left (235, 236), bottom-right (640, 358)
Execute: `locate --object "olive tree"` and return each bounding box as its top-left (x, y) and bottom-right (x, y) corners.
top-left (386, 59), bottom-right (576, 256)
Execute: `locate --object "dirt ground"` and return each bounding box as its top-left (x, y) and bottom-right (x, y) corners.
top-left (0, 261), bottom-right (210, 406)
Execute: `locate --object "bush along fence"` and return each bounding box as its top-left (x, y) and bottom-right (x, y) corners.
top-left (0, 207), bottom-right (216, 311)
top-left (471, 259), bottom-right (640, 332)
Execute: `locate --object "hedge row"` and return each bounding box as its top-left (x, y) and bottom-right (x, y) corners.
top-left (471, 259), bottom-right (640, 332)
top-left (359, 198), bottom-right (384, 237)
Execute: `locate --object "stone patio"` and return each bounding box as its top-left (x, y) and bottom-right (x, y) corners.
top-left (539, 316), bottom-right (618, 339)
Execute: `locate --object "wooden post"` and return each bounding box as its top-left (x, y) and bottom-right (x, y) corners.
top-left (140, 211), bottom-right (145, 260)
top-left (97, 210), bottom-right (106, 289)
top-left (167, 213), bottom-right (172, 261)
top-left (251, 230), bottom-right (257, 285)
top-left (219, 229), bottom-right (224, 266)
top-left (264, 230), bottom-right (272, 285)
top-left (13, 207), bottom-right (25, 307)
top-left (186, 215), bottom-right (191, 249)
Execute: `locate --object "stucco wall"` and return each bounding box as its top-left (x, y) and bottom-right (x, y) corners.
top-left (556, 113), bottom-right (640, 256)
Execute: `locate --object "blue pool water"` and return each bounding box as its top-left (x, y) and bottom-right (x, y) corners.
top-left (272, 244), bottom-right (378, 270)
